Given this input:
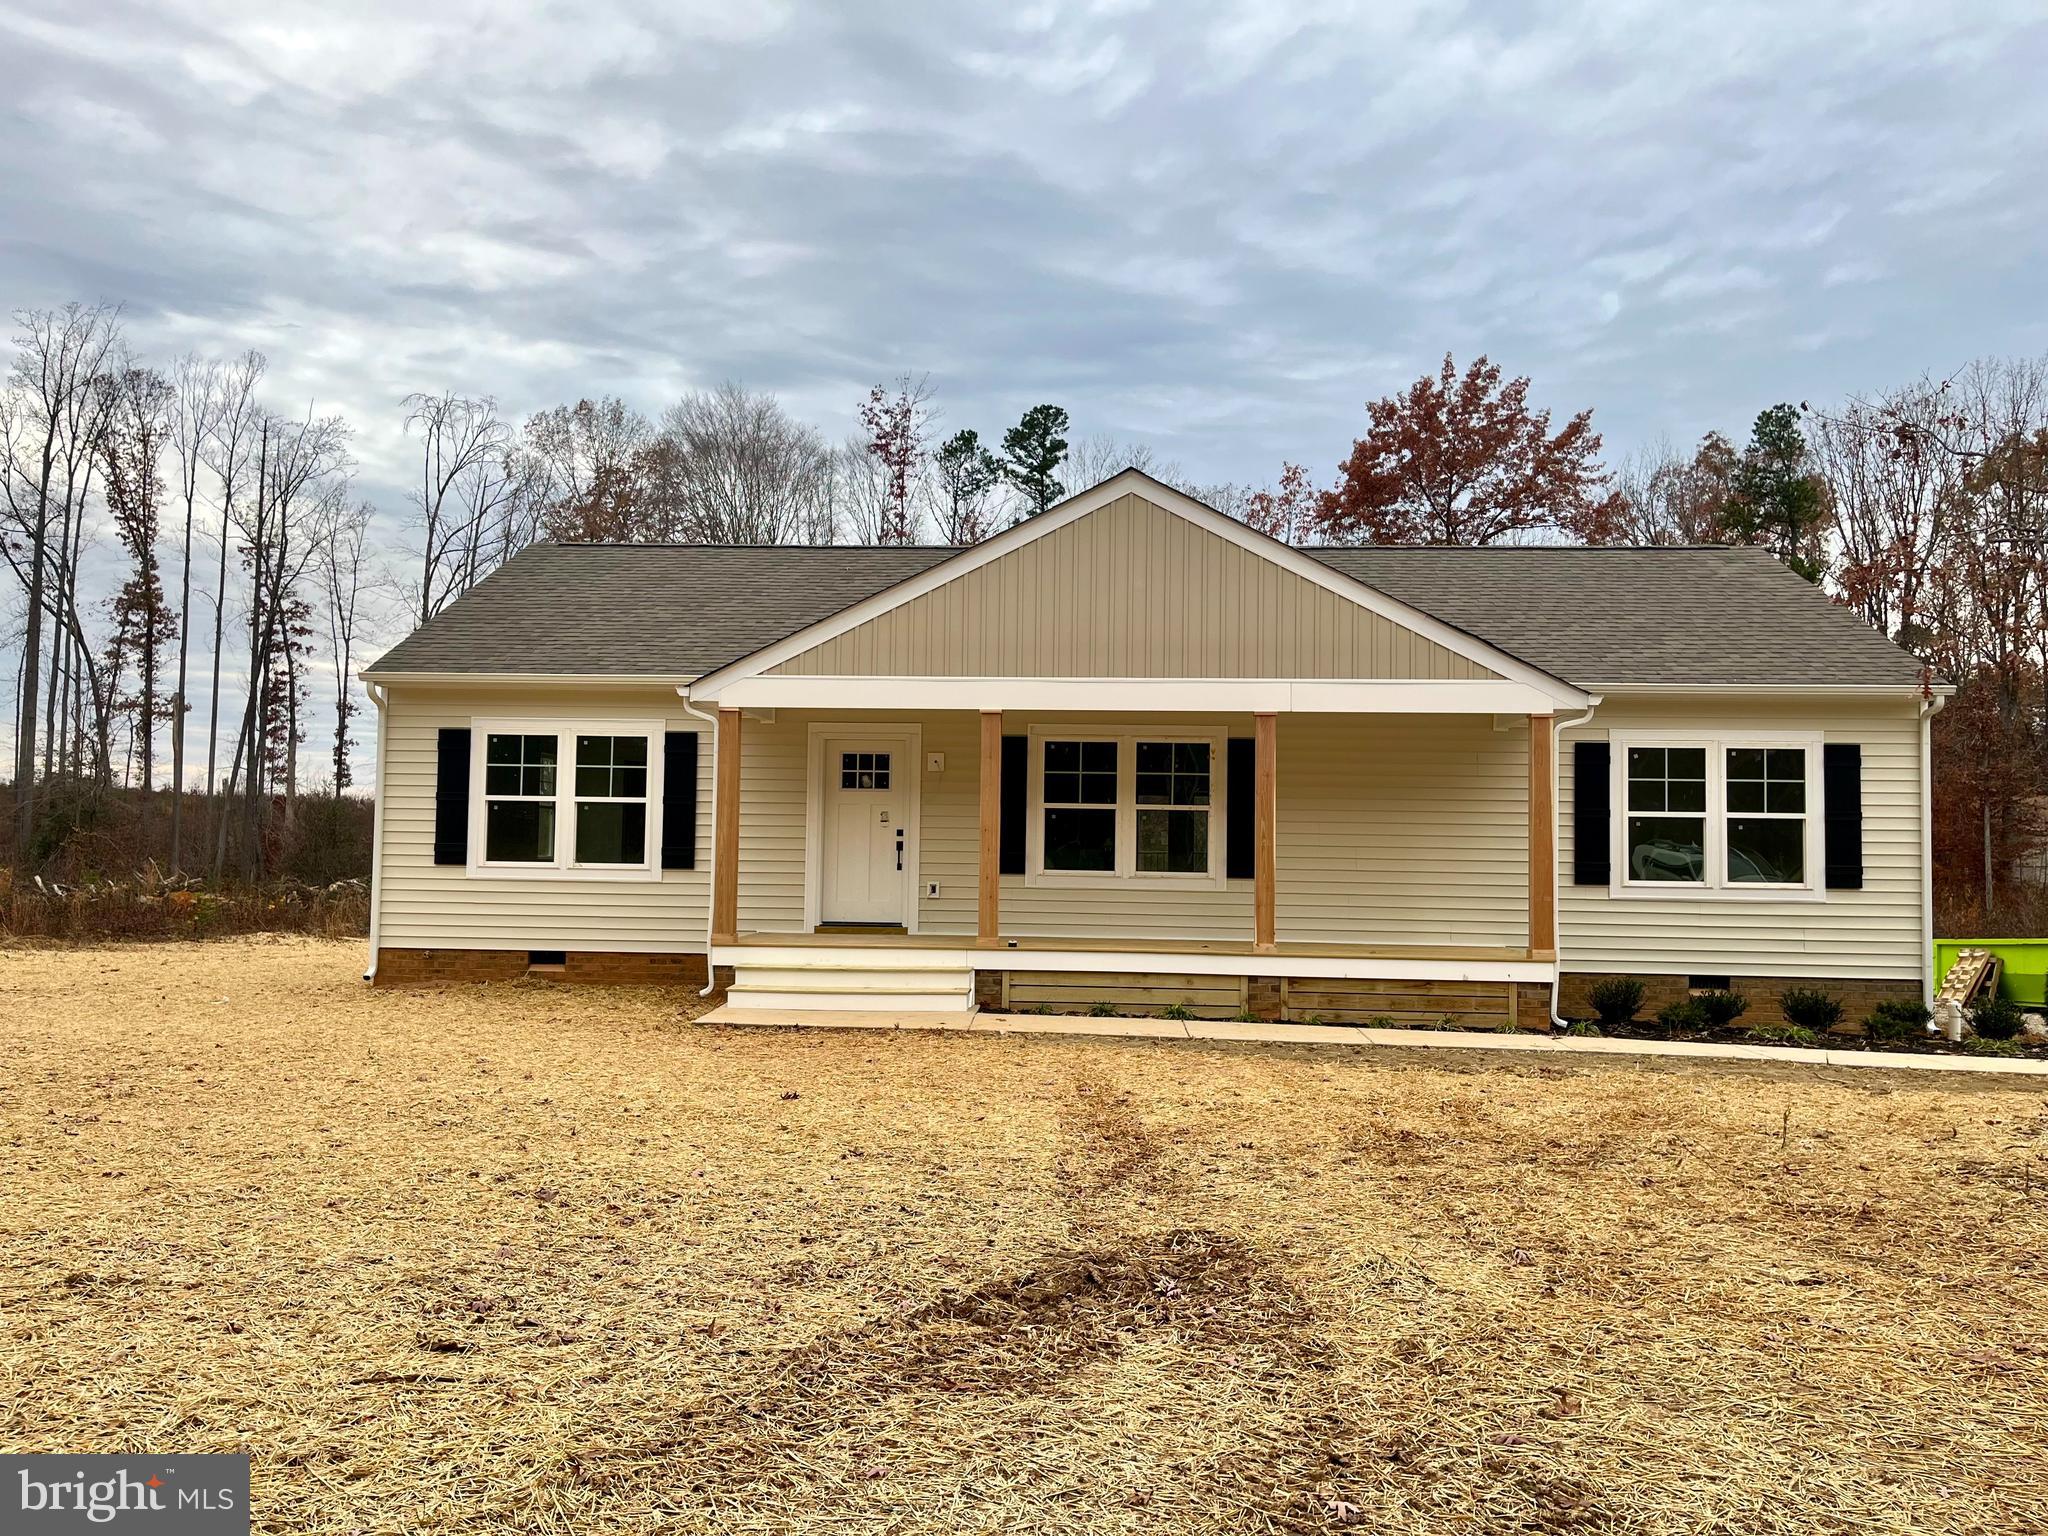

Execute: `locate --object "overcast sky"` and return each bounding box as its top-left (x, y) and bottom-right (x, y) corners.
top-left (4, 1), bottom-right (2046, 782)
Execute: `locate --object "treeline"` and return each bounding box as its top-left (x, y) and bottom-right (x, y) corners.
top-left (4, 297), bottom-right (2045, 928)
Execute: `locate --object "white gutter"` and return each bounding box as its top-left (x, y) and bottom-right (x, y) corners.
top-left (362, 681), bottom-right (390, 983)
top-left (1920, 692), bottom-right (1947, 1008)
top-left (1549, 696), bottom-right (1603, 1029)
top-left (677, 687), bottom-right (722, 998)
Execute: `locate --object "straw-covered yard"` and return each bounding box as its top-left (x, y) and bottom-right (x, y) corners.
top-left (3, 938), bottom-right (2045, 1534)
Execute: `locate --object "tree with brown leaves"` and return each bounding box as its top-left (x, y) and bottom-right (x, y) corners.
top-left (1313, 354), bottom-right (1622, 545)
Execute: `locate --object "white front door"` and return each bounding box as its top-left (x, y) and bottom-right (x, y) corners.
top-left (820, 738), bottom-right (909, 925)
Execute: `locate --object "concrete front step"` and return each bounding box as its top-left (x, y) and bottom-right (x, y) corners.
top-left (727, 987), bottom-right (976, 1012)
top-left (733, 967), bottom-right (977, 993)
top-left (727, 945), bottom-right (973, 971)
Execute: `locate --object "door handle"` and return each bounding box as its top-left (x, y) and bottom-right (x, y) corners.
top-left (896, 830), bottom-right (904, 871)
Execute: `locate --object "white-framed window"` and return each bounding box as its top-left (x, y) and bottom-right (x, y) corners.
top-left (1026, 727), bottom-right (1223, 886)
top-left (1611, 732), bottom-right (1822, 899)
top-left (471, 718), bottom-right (664, 880)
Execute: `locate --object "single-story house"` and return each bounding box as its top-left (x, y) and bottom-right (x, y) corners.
top-left (360, 469), bottom-right (1945, 1028)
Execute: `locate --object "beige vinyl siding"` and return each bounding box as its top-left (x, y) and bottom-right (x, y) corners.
top-left (377, 685), bottom-right (709, 953)
top-left (768, 492), bottom-right (1498, 681)
top-left (1559, 696), bottom-right (1925, 980)
top-left (727, 710), bottom-right (1530, 947)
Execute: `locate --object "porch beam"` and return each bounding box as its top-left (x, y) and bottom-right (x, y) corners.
top-left (1254, 712), bottom-right (1277, 952)
top-left (1528, 712), bottom-right (1556, 959)
top-left (707, 676), bottom-right (1584, 714)
top-left (711, 707), bottom-right (742, 944)
top-left (978, 710), bottom-right (1001, 945)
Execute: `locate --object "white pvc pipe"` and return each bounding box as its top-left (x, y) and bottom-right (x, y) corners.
top-left (361, 680), bottom-right (389, 982)
top-left (1549, 697), bottom-right (1604, 1029)
top-left (677, 687), bottom-right (722, 997)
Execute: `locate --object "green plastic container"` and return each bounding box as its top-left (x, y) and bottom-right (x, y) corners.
top-left (1934, 939), bottom-right (2048, 1005)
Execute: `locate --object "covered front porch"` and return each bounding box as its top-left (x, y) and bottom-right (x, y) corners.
top-left (696, 677), bottom-right (1571, 1021)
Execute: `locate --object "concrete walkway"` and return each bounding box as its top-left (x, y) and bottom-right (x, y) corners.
top-left (698, 1004), bottom-right (2048, 1077)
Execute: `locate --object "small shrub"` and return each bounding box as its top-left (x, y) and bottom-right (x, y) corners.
top-left (1655, 998), bottom-right (1709, 1039)
top-left (1747, 1022), bottom-right (1823, 1048)
top-left (1693, 990), bottom-right (1749, 1030)
top-left (1160, 1003), bottom-right (1194, 1021)
top-left (1563, 1021), bottom-right (1604, 1038)
top-left (1366, 1015), bottom-right (1395, 1029)
top-left (1971, 995), bottom-right (2023, 1041)
top-left (1865, 998), bottom-right (1932, 1046)
top-left (1087, 1002), bottom-right (1118, 1018)
top-left (1299, 1013), bottom-right (1326, 1026)
top-left (1588, 978), bottom-right (1645, 1028)
top-left (1233, 1009), bottom-right (1258, 1023)
top-left (1966, 1036), bottom-right (2023, 1058)
top-left (1778, 987), bottom-right (1845, 1034)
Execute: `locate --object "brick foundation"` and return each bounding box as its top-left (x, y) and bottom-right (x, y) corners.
top-left (373, 948), bottom-right (724, 989)
top-left (1557, 972), bottom-right (1920, 1033)
top-left (1514, 982), bottom-right (1555, 1032)
top-left (973, 970), bottom-right (1004, 1011)
top-left (1247, 975), bottom-right (1284, 1021)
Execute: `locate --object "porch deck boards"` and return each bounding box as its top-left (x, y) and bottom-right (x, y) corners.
top-left (727, 930), bottom-right (1537, 964)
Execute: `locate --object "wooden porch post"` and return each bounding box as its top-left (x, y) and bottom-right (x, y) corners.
top-left (1254, 712), bottom-right (1277, 952)
top-left (978, 710), bottom-right (1001, 945)
top-left (711, 707), bottom-right (742, 944)
top-left (1529, 712), bottom-right (1556, 959)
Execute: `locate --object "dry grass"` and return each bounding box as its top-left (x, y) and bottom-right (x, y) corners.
top-left (3, 940), bottom-right (2047, 1535)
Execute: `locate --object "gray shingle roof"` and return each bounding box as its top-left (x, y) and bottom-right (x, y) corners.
top-left (1306, 545), bottom-right (1929, 688)
top-left (366, 539), bottom-right (1927, 690)
top-left (367, 544), bottom-right (956, 679)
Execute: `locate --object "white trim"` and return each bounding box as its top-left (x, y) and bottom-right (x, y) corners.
top-left (803, 722), bottom-right (923, 933)
top-left (714, 675), bottom-right (1565, 715)
top-left (361, 682), bottom-right (389, 982)
top-left (1023, 725), bottom-right (1227, 890)
top-left (713, 942), bottom-right (1553, 984)
top-left (1591, 682), bottom-right (1951, 699)
top-left (688, 470), bottom-right (1588, 706)
top-left (467, 716), bottom-right (666, 882)
top-left (363, 670), bottom-right (696, 688)
top-left (1607, 730), bottom-right (1826, 902)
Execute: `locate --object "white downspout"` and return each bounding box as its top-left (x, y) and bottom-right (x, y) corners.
top-left (1920, 692), bottom-right (1947, 1011)
top-left (1549, 696), bottom-right (1603, 1030)
top-left (361, 680), bottom-right (389, 983)
top-left (678, 687), bottom-right (722, 998)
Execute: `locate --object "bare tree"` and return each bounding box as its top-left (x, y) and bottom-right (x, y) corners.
top-left (317, 499), bottom-right (374, 791)
top-left (200, 351), bottom-right (266, 855)
top-left (0, 302), bottom-right (121, 843)
top-left (213, 406), bottom-right (348, 881)
top-left (658, 382), bottom-right (834, 544)
top-left (402, 391), bottom-right (511, 622)
top-left (857, 374), bottom-right (937, 545)
top-left (165, 353), bottom-right (221, 869)
top-left (1065, 432), bottom-right (1183, 492)
top-left (96, 365), bottom-right (177, 850)
top-left (1611, 433), bottom-right (1736, 546)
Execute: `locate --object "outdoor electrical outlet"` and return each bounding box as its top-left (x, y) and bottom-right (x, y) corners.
top-left (926, 882), bottom-right (941, 898)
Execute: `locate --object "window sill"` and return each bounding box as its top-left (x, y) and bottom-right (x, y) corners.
top-left (466, 863), bottom-right (664, 883)
top-left (1604, 881), bottom-right (1826, 904)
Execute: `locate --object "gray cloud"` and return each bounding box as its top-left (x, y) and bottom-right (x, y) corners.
top-left (4, 0), bottom-right (2045, 773)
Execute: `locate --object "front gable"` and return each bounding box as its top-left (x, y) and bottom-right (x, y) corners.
top-left (755, 477), bottom-right (1511, 683)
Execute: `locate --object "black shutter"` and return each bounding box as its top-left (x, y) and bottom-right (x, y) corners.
top-left (1572, 741), bottom-right (1610, 885)
top-left (1226, 737), bottom-right (1255, 879)
top-left (1823, 743), bottom-right (1863, 890)
top-left (660, 731), bottom-right (699, 869)
top-left (433, 728), bottom-right (471, 866)
top-left (999, 735), bottom-right (1028, 875)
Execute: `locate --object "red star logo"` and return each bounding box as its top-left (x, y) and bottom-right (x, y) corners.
top-left (146, 1476), bottom-right (163, 1489)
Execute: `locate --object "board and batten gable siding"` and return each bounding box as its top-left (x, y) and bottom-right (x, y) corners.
top-left (730, 709), bottom-right (1531, 947)
top-left (766, 493), bottom-right (1499, 681)
top-left (1559, 696), bottom-right (1925, 980)
top-left (377, 685), bottom-right (709, 953)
